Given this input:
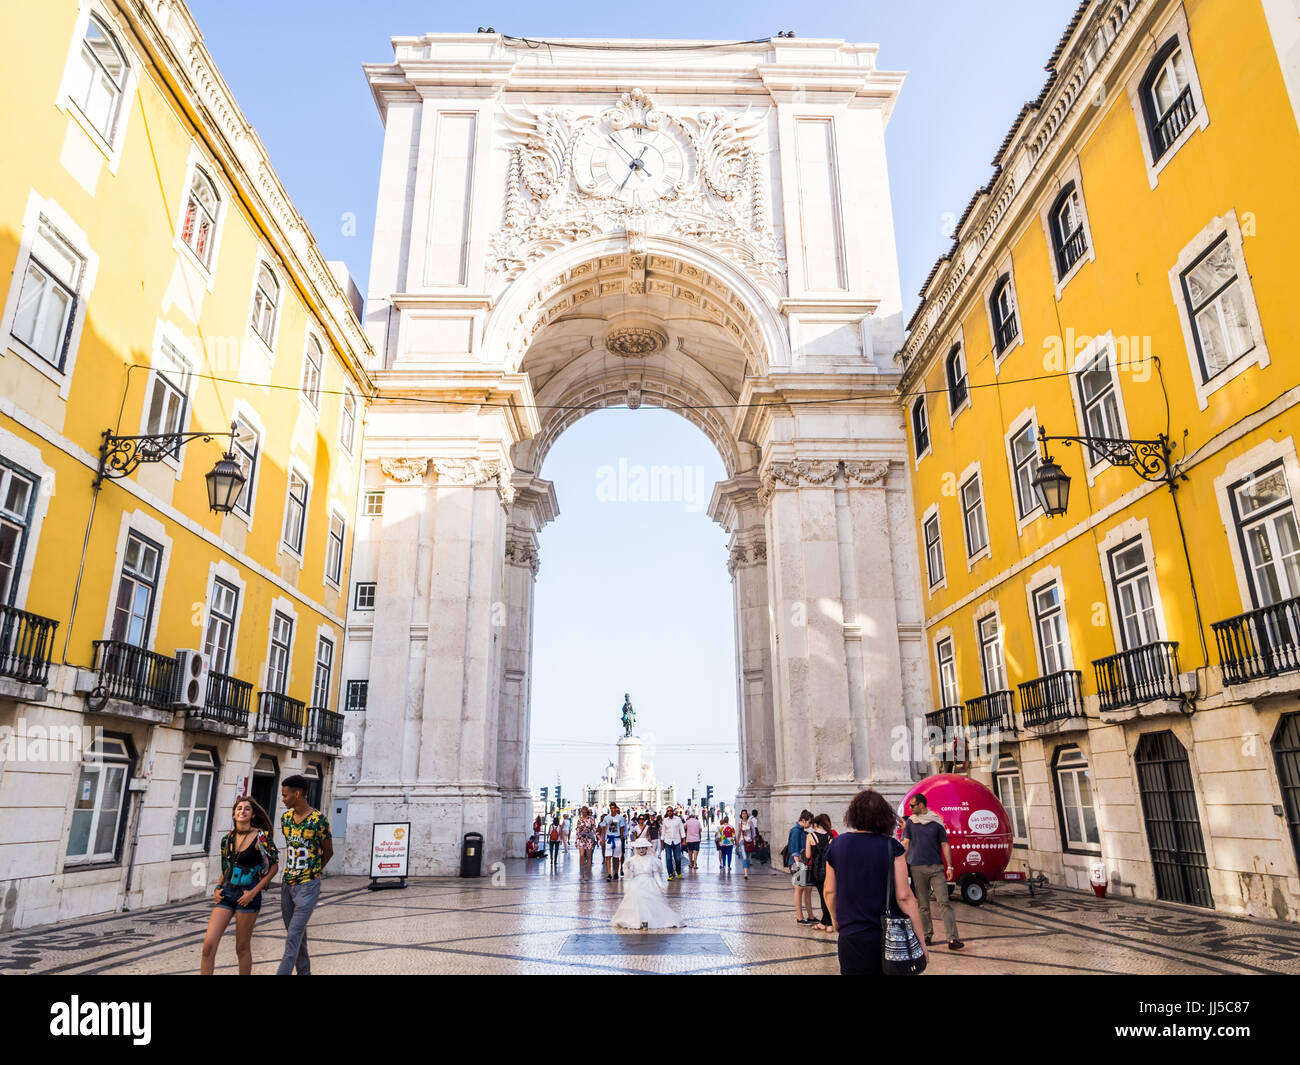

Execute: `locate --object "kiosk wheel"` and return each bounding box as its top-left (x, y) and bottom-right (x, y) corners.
top-left (959, 875), bottom-right (988, 906)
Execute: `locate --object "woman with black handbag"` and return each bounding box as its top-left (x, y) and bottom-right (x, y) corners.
top-left (823, 789), bottom-right (928, 975)
top-left (805, 814), bottom-right (834, 932)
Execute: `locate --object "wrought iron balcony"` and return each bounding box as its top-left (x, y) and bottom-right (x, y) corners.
top-left (1153, 86), bottom-right (1196, 158)
top-left (924, 705), bottom-right (966, 762)
top-left (993, 310), bottom-right (1019, 354)
top-left (966, 690), bottom-right (1017, 734)
top-left (1213, 596), bottom-right (1300, 687)
top-left (1093, 641), bottom-right (1181, 713)
top-left (91, 640), bottom-right (177, 710)
top-left (0, 603), bottom-right (58, 686)
top-left (1055, 225), bottom-right (1088, 276)
top-left (255, 690), bottom-right (304, 741)
top-left (194, 672), bottom-right (253, 731)
top-left (1018, 669), bottom-right (1085, 728)
top-left (304, 705), bottom-right (345, 749)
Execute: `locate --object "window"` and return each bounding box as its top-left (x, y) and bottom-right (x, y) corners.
top-left (1076, 348), bottom-right (1123, 466)
top-left (312, 635), bottom-right (334, 709)
top-left (978, 613), bottom-right (1007, 693)
top-left (354, 582), bottom-right (376, 610)
top-left (935, 637), bottom-right (959, 707)
top-left (325, 512), bottom-right (345, 587)
top-left (1141, 41), bottom-right (1196, 160)
top-left (0, 462), bottom-right (38, 605)
top-left (203, 578), bottom-right (240, 675)
top-left (282, 470), bottom-right (308, 556)
top-left (181, 168), bottom-right (220, 269)
top-left (1032, 581), bottom-right (1069, 675)
top-left (1051, 185), bottom-right (1088, 278)
top-left (143, 339), bottom-right (191, 439)
top-left (249, 262), bottom-right (279, 349)
top-left (995, 755), bottom-right (1028, 845)
top-left (303, 762), bottom-right (323, 810)
top-left (1009, 421), bottom-right (1042, 520)
top-left (346, 679), bottom-right (368, 712)
top-left (1053, 746), bottom-right (1101, 851)
top-left (66, 736), bottom-right (132, 863)
top-left (67, 16), bottom-right (128, 142)
top-left (945, 345), bottom-right (968, 414)
top-left (923, 512), bottom-right (944, 589)
top-left (1230, 462), bottom-right (1300, 608)
top-left (1108, 539), bottom-right (1161, 650)
top-left (110, 532), bottom-right (161, 646)
top-left (267, 611), bottom-right (293, 695)
top-left (1181, 235), bottom-right (1254, 383)
top-left (960, 473), bottom-right (988, 558)
top-left (911, 398), bottom-right (930, 458)
top-left (340, 391), bottom-right (357, 454)
top-left (990, 276), bottom-right (1019, 354)
top-left (364, 491), bottom-right (384, 517)
top-left (301, 335), bottom-right (323, 408)
top-left (231, 418), bottom-right (260, 518)
top-left (12, 221), bottom-right (83, 370)
top-left (173, 748), bottom-right (216, 850)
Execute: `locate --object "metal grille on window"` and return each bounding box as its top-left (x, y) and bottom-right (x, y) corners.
top-left (1134, 730), bottom-right (1214, 908)
top-left (346, 679), bottom-right (368, 712)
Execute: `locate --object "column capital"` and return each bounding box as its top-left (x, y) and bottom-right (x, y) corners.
top-left (505, 534), bottom-right (540, 575)
top-left (757, 457), bottom-right (892, 504)
top-left (727, 536), bottom-right (768, 577)
top-left (379, 456), bottom-right (430, 483)
top-left (430, 457), bottom-right (516, 505)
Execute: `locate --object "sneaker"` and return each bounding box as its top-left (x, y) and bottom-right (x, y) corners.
top-left (948, 939), bottom-right (965, 951)
top-left (667, 874), bottom-right (675, 881)
top-left (924, 934), bottom-right (933, 946)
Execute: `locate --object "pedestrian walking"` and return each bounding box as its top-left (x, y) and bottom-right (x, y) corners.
top-left (902, 793), bottom-right (964, 950)
top-left (787, 810), bottom-right (814, 925)
top-left (548, 815), bottom-right (562, 867)
top-left (660, 805), bottom-right (685, 880)
top-left (575, 806), bottom-right (598, 878)
top-left (716, 816), bottom-right (735, 872)
top-left (805, 814), bottom-right (834, 932)
top-left (200, 796), bottom-right (279, 975)
top-left (683, 809), bottom-right (702, 870)
top-left (601, 802), bottom-right (625, 881)
top-left (277, 774), bottom-right (333, 976)
top-left (561, 812), bottom-right (572, 851)
top-left (736, 809), bottom-right (756, 880)
top-left (824, 789), bottom-right (927, 975)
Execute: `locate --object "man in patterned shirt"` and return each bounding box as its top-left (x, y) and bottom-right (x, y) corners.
top-left (277, 774), bottom-right (333, 975)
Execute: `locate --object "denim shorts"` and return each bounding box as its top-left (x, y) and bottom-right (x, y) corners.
top-left (215, 884), bottom-right (262, 914)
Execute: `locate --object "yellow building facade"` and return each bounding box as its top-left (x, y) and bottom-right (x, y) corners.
top-left (897, 0), bottom-right (1300, 918)
top-left (0, 0), bottom-right (372, 929)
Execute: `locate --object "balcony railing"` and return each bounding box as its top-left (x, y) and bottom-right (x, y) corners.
top-left (993, 311), bottom-right (1019, 354)
top-left (924, 705), bottom-right (966, 761)
top-left (196, 672), bottom-right (253, 730)
top-left (1019, 669), bottom-right (1085, 728)
top-left (255, 690), bottom-right (304, 741)
top-left (1214, 596), bottom-right (1300, 687)
top-left (91, 640), bottom-right (177, 710)
top-left (1055, 225), bottom-right (1088, 276)
top-left (304, 705), bottom-right (345, 749)
top-left (966, 690), bottom-right (1017, 734)
top-left (0, 603), bottom-right (58, 686)
top-left (1093, 641), bottom-right (1181, 712)
top-left (1153, 86), bottom-right (1197, 158)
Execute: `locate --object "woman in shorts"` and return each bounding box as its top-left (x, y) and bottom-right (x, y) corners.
top-left (200, 795), bottom-right (279, 975)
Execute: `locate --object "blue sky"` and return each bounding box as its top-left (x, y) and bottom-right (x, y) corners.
top-left (187, 0), bottom-right (1081, 804)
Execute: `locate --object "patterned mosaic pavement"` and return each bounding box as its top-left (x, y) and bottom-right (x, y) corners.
top-left (5, 846), bottom-right (1300, 975)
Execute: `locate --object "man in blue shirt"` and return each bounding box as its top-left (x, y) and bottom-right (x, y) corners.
top-left (787, 810), bottom-right (814, 923)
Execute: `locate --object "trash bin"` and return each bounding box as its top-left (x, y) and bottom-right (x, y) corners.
top-left (460, 832), bottom-right (484, 878)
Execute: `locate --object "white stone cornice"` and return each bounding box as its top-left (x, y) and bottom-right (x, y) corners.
top-left (842, 460), bottom-right (891, 487)
top-left (379, 457), bottom-right (430, 484)
top-left (430, 458), bottom-right (516, 505)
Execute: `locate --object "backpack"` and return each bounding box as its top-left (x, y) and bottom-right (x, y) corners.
top-left (810, 833), bottom-right (829, 884)
top-left (549, 826), bottom-right (560, 842)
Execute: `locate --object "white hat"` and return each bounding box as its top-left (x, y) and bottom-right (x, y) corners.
top-left (631, 837), bottom-right (654, 850)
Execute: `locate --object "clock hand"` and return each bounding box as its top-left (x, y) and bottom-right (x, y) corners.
top-left (608, 135), bottom-right (635, 162)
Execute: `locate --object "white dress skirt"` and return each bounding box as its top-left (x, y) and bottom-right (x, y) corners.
top-left (612, 851), bottom-right (685, 929)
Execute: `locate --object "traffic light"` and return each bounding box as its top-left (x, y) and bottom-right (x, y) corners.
top-left (706, 784), bottom-right (714, 804)
top-left (540, 786), bottom-right (549, 804)
top-left (555, 785), bottom-right (563, 808)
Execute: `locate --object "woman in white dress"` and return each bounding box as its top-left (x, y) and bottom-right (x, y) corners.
top-left (612, 838), bottom-right (684, 930)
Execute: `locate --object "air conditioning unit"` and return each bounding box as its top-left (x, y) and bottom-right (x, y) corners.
top-left (173, 649), bottom-right (211, 710)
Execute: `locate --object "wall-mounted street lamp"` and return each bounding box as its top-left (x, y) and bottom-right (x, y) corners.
top-left (93, 421), bottom-right (247, 514)
top-left (1031, 426), bottom-right (1180, 517)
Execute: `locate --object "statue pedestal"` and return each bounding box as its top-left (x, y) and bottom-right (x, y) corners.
top-left (616, 735), bottom-right (644, 788)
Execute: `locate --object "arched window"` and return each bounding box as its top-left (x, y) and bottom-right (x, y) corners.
top-left (944, 345), bottom-right (968, 413)
top-left (301, 334), bottom-right (323, 407)
top-left (911, 396), bottom-right (929, 457)
top-left (990, 275), bottom-right (1019, 353)
top-left (1141, 40), bottom-right (1196, 160)
top-left (181, 167), bottom-right (220, 268)
top-left (68, 15), bottom-right (129, 141)
top-left (250, 263), bottom-right (280, 348)
top-left (1051, 184), bottom-right (1088, 277)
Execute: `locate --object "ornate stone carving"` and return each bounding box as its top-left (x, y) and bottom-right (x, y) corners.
top-left (726, 538), bottom-right (768, 576)
top-left (757, 460), bottom-right (851, 504)
top-left (626, 382), bottom-right (643, 410)
top-left (605, 325), bottom-right (667, 359)
top-left (379, 457), bottom-right (428, 484)
top-left (430, 459), bottom-right (516, 505)
top-left (843, 460), bottom-right (891, 487)
top-left (505, 537), bottom-right (540, 575)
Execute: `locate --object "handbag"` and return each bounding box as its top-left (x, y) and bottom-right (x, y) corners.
top-left (881, 837), bottom-right (927, 975)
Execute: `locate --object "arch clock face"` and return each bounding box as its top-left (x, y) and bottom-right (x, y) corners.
top-left (575, 123), bottom-right (688, 205)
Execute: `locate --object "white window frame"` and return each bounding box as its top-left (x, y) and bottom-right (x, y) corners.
top-left (301, 331), bottom-right (324, 412)
top-left (1004, 407), bottom-right (1044, 533)
top-left (944, 338), bottom-right (970, 424)
top-left (994, 753), bottom-right (1029, 846)
top-left (173, 747), bottom-right (217, 853)
top-left (100, 510), bottom-right (172, 649)
top-left (137, 320), bottom-right (197, 480)
top-left (354, 582), bottom-right (376, 611)
top-left (246, 253), bottom-right (282, 359)
top-left (280, 463), bottom-right (311, 561)
top-left (1053, 745), bottom-right (1102, 853)
top-left (363, 491), bottom-right (384, 518)
top-left (1214, 437), bottom-right (1300, 618)
top-left (957, 462), bottom-right (990, 567)
top-left (340, 389), bottom-right (358, 456)
top-left (0, 192), bottom-right (100, 397)
top-left (325, 508), bottom-right (346, 590)
top-left (0, 428), bottom-right (53, 611)
top-left (922, 504), bottom-right (946, 594)
top-left (173, 146), bottom-right (227, 285)
top-left (1168, 211), bottom-right (1268, 411)
top-left (263, 596), bottom-right (298, 696)
top-left (1037, 162), bottom-right (1095, 298)
top-left (1024, 564), bottom-right (1075, 678)
top-left (910, 395), bottom-right (931, 467)
top-left (934, 632), bottom-right (960, 708)
top-left (228, 404), bottom-right (263, 530)
top-left (1067, 331), bottom-right (1133, 485)
top-left (1097, 518), bottom-right (1169, 653)
top-left (64, 735), bottom-right (132, 866)
top-left (975, 606), bottom-right (1008, 695)
top-left (1124, 6), bottom-right (1209, 189)
top-left (985, 253), bottom-right (1024, 371)
top-left (53, 2), bottom-right (141, 172)
top-left (202, 560), bottom-right (246, 677)
top-left (311, 630), bottom-right (334, 709)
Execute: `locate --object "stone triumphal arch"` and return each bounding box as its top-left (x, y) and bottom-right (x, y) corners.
top-left (336, 33), bottom-right (928, 873)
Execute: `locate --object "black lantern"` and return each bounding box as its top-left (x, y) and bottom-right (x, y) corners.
top-left (1032, 458), bottom-right (1071, 517)
top-left (205, 452), bottom-right (247, 514)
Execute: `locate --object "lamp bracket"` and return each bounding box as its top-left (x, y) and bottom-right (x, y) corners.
top-left (94, 423), bottom-right (238, 488)
top-left (1036, 427), bottom-right (1177, 485)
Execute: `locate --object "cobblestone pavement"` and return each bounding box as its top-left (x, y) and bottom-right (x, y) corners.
top-left (5, 848), bottom-right (1300, 975)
